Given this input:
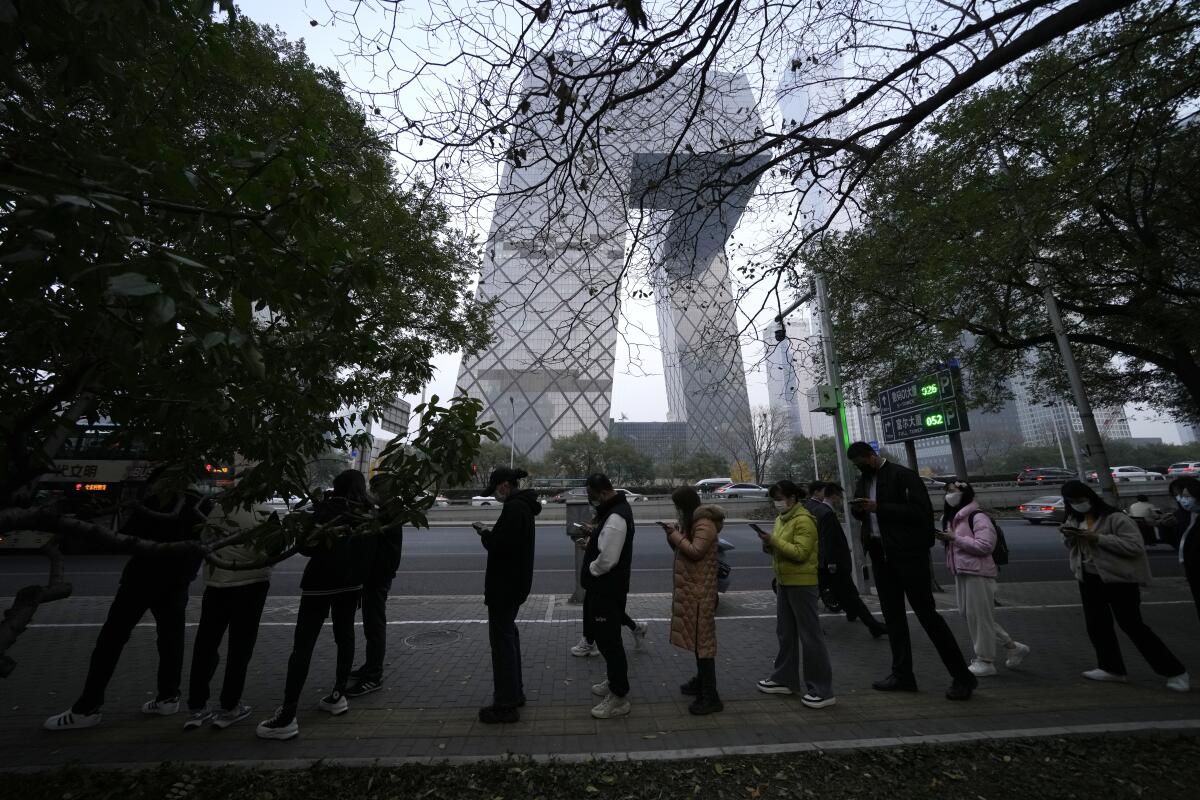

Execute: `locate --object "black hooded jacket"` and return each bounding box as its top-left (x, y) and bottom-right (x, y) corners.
top-left (298, 496), bottom-right (379, 594)
top-left (481, 488), bottom-right (541, 606)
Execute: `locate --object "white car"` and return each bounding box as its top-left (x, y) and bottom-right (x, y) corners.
top-left (693, 477), bottom-right (733, 494)
top-left (1109, 465), bottom-right (1166, 482)
top-left (1167, 461), bottom-right (1200, 477)
top-left (471, 495), bottom-right (500, 506)
top-left (616, 488), bottom-right (647, 502)
top-left (713, 482), bottom-right (770, 499)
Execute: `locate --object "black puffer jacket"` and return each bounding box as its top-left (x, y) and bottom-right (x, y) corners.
top-left (482, 489), bottom-right (541, 606)
top-left (299, 497), bottom-right (378, 594)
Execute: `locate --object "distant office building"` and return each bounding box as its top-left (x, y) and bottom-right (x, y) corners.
top-left (609, 420), bottom-right (690, 465)
top-left (1012, 383), bottom-right (1132, 447)
top-left (765, 307), bottom-right (839, 442)
top-left (1179, 422), bottom-right (1200, 445)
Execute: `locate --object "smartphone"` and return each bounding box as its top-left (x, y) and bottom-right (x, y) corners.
top-left (572, 522), bottom-right (585, 529)
top-left (750, 523), bottom-right (769, 536)
top-left (471, 522), bottom-right (485, 534)
top-left (850, 497), bottom-right (870, 505)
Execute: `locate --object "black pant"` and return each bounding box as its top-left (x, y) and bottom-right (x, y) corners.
top-left (486, 601), bottom-right (524, 708)
top-left (1078, 571), bottom-right (1185, 677)
top-left (187, 582), bottom-right (270, 711)
top-left (1186, 555), bottom-right (1200, 627)
top-left (282, 591), bottom-right (359, 710)
top-left (584, 607), bottom-right (637, 644)
top-left (358, 575), bottom-right (393, 682)
top-left (73, 580), bottom-right (189, 714)
top-left (586, 592), bottom-right (629, 697)
top-left (870, 544), bottom-right (970, 682)
top-left (826, 567), bottom-right (885, 632)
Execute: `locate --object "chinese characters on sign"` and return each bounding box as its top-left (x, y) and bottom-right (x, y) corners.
top-left (878, 369), bottom-right (970, 444)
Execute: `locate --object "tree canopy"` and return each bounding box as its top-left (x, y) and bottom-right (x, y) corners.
top-left (0, 1), bottom-right (491, 506)
top-left (808, 8), bottom-right (1200, 421)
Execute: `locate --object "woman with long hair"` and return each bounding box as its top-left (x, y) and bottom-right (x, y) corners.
top-left (937, 480), bottom-right (1029, 676)
top-left (1060, 479), bottom-right (1188, 691)
top-left (660, 486), bottom-right (725, 714)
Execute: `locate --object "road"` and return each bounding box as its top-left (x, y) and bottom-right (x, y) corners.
top-left (0, 520), bottom-right (1184, 598)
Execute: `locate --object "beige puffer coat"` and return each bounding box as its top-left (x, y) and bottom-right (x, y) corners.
top-left (667, 504), bottom-right (724, 658)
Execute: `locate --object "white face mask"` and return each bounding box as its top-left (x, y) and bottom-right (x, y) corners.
top-left (945, 492), bottom-right (963, 507)
top-left (1178, 494), bottom-right (1196, 512)
top-left (1070, 500), bottom-right (1092, 514)
top-left (773, 500), bottom-right (789, 512)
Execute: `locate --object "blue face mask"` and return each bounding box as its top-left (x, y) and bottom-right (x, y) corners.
top-left (1180, 495), bottom-right (1197, 512)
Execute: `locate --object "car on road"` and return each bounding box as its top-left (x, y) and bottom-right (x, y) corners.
top-left (547, 486), bottom-right (589, 504)
top-left (615, 488), bottom-right (647, 502)
top-left (713, 482), bottom-right (769, 499)
top-left (694, 477), bottom-right (734, 495)
top-left (1018, 495), bottom-right (1067, 525)
top-left (1167, 461), bottom-right (1200, 477)
top-left (1016, 467), bottom-right (1077, 487)
top-left (1087, 465), bottom-right (1166, 483)
top-left (921, 476), bottom-right (948, 491)
top-left (471, 495), bottom-right (500, 506)
top-left (419, 491), bottom-right (451, 507)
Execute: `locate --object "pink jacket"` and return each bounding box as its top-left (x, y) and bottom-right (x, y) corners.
top-left (943, 501), bottom-right (998, 578)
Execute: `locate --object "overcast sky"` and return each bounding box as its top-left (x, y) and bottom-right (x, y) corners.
top-left (235, 0), bottom-right (1186, 447)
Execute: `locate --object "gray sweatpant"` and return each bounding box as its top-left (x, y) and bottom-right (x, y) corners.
top-left (769, 584), bottom-right (833, 697)
top-left (955, 574), bottom-right (1015, 663)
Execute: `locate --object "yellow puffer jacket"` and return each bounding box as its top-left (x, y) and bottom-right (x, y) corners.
top-left (767, 502), bottom-right (819, 586)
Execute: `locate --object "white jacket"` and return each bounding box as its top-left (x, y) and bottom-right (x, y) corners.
top-left (203, 503), bottom-right (273, 588)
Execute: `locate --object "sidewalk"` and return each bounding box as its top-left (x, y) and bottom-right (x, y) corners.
top-left (2, 579), bottom-right (1199, 769)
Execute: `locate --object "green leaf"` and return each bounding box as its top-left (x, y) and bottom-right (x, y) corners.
top-left (108, 272), bottom-right (160, 296)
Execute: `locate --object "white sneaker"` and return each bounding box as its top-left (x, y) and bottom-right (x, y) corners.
top-left (590, 692), bottom-right (631, 719)
top-left (570, 637), bottom-right (600, 657)
top-left (43, 709), bottom-right (101, 731)
top-left (631, 621), bottom-right (648, 650)
top-left (212, 704), bottom-right (253, 729)
top-left (318, 690), bottom-right (349, 715)
top-left (182, 706), bottom-right (213, 730)
top-left (968, 660), bottom-right (998, 677)
top-left (1167, 672), bottom-right (1190, 693)
top-left (801, 694), bottom-right (837, 709)
top-left (141, 697), bottom-right (180, 715)
top-left (1005, 642), bottom-right (1031, 669)
top-left (756, 679), bottom-right (793, 695)
top-left (1082, 668), bottom-right (1127, 683)
top-left (591, 679), bottom-right (610, 697)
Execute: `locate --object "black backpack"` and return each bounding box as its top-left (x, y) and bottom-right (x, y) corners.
top-left (968, 510), bottom-right (1009, 567)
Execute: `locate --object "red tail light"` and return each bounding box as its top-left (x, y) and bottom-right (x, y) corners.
top-left (1040, 506), bottom-right (1055, 511)
top-left (1018, 505), bottom-right (1027, 511)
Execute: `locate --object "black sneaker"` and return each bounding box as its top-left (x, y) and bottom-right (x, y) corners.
top-left (946, 675), bottom-right (978, 701)
top-left (872, 674), bottom-right (918, 692)
top-left (255, 708), bottom-right (299, 740)
top-left (348, 666), bottom-right (366, 680)
top-left (478, 704), bottom-right (519, 724)
top-left (345, 680), bottom-right (382, 698)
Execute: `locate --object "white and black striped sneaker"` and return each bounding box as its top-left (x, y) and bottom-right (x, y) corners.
top-left (141, 696), bottom-right (180, 715)
top-left (43, 709), bottom-right (102, 731)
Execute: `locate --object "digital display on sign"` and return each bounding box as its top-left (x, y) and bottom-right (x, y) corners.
top-left (75, 483), bottom-right (109, 492)
top-left (878, 367), bottom-right (970, 444)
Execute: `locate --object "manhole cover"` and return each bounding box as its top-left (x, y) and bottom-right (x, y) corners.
top-left (403, 629), bottom-right (462, 649)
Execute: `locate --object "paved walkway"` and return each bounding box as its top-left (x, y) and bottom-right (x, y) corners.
top-left (3, 580), bottom-right (1199, 768)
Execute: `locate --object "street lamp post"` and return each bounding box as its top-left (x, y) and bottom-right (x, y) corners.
top-left (508, 396), bottom-right (516, 469)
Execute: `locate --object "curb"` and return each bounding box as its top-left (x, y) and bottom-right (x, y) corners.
top-left (7, 718), bottom-right (1199, 772)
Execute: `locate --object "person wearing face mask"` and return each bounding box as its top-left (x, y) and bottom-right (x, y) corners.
top-left (660, 486), bottom-right (725, 714)
top-left (581, 473), bottom-right (636, 719)
top-left (754, 480), bottom-right (835, 708)
top-left (846, 441), bottom-right (976, 701)
top-left (807, 481), bottom-right (887, 638)
top-left (935, 481), bottom-right (1029, 677)
top-left (1059, 479), bottom-right (1188, 691)
top-left (475, 467), bottom-right (541, 724)
top-left (1161, 477), bottom-right (1200, 625)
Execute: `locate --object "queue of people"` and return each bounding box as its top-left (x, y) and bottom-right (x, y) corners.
top-left (41, 454), bottom-right (1196, 738)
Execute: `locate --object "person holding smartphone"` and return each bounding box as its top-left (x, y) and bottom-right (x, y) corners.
top-left (1060, 480), bottom-right (1188, 691)
top-left (475, 467), bottom-right (541, 723)
top-left (662, 487), bottom-right (725, 714)
top-left (847, 441), bottom-right (976, 701)
top-left (754, 480), bottom-right (835, 709)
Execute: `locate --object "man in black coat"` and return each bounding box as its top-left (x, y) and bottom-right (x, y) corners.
top-left (847, 442), bottom-right (976, 700)
top-left (807, 481), bottom-right (887, 638)
top-left (476, 467), bottom-right (540, 724)
top-left (347, 519), bottom-right (402, 697)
